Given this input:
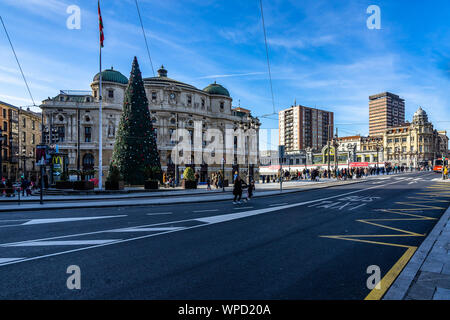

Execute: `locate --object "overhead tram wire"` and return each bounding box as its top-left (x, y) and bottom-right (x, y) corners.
top-left (0, 15), bottom-right (36, 106)
top-left (135, 0), bottom-right (155, 77)
top-left (259, 0), bottom-right (277, 119)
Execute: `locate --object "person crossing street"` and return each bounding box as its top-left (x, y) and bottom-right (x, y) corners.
top-left (232, 176), bottom-right (243, 204)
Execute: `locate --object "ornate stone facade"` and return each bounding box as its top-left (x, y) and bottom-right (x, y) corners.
top-left (0, 101), bottom-right (19, 180)
top-left (40, 65), bottom-right (260, 184)
top-left (18, 108), bottom-right (42, 179)
top-left (383, 107), bottom-right (448, 167)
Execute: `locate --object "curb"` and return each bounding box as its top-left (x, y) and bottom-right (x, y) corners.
top-left (0, 179), bottom-right (366, 213)
top-left (383, 205), bottom-right (450, 300)
top-left (0, 188), bottom-right (235, 203)
top-left (0, 181), bottom-right (340, 203)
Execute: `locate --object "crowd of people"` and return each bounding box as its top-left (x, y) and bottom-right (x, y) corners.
top-left (0, 176), bottom-right (40, 197)
top-left (261, 165), bottom-right (424, 183)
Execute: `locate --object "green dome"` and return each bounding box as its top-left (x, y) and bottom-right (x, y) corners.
top-left (203, 82), bottom-right (230, 97)
top-left (93, 68), bottom-right (128, 84)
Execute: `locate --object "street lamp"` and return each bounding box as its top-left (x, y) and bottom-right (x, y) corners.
top-left (20, 148), bottom-right (27, 179)
top-left (333, 135), bottom-right (339, 178)
top-left (221, 157), bottom-right (225, 192)
top-left (0, 128), bottom-right (5, 181)
top-left (375, 140), bottom-right (383, 171)
top-left (325, 123), bottom-right (333, 176)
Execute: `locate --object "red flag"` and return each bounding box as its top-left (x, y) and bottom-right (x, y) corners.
top-left (98, 1), bottom-right (104, 48)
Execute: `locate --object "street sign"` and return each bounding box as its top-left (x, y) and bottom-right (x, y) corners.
top-left (36, 145), bottom-right (49, 166)
top-left (52, 155), bottom-right (62, 169)
top-left (50, 144), bottom-right (59, 154)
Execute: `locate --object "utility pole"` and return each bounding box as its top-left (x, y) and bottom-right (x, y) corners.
top-left (39, 109), bottom-right (44, 205)
top-left (327, 124), bottom-right (331, 176)
top-left (222, 157), bottom-right (225, 192)
top-left (0, 128), bottom-right (4, 181)
top-left (77, 104), bottom-right (81, 180)
top-left (279, 145), bottom-right (284, 193)
top-left (175, 113), bottom-right (179, 186)
top-left (334, 128), bottom-right (338, 178)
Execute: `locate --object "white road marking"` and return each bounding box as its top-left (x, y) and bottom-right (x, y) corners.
top-left (432, 178), bottom-right (449, 182)
top-left (22, 215), bottom-right (127, 226)
top-left (3, 240), bottom-right (119, 247)
top-left (147, 212), bottom-right (172, 216)
top-left (111, 227), bottom-right (182, 232)
top-left (0, 258), bottom-right (25, 263)
top-left (407, 178), bottom-right (423, 185)
top-left (233, 207), bottom-right (254, 210)
top-left (193, 209), bottom-right (219, 213)
top-left (0, 177), bottom-right (411, 268)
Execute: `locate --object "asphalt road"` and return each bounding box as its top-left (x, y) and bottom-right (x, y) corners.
top-left (0, 171), bottom-right (448, 299)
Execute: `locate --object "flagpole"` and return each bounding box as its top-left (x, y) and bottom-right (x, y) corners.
top-left (98, 1), bottom-right (103, 191)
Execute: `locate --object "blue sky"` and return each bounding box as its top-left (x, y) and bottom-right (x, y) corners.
top-left (1, 0), bottom-right (449, 150)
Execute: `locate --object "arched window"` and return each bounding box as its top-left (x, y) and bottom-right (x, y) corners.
top-left (82, 153), bottom-right (94, 169)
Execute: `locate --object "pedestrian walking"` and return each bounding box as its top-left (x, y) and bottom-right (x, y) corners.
top-left (207, 177), bottom-right (211, 190)
top-left (246, 180), bottom-right (255, 201)
top-left (233, 176), bottom-right (243, 204)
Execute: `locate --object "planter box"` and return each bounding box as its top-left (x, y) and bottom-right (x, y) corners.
top-left (182, 180), bottom-right (197, 189)
top-left (144, 180), bottom-right (159, 190)
top-left (73, 181), bottom-right (94, 191)
top-left (105, 181), bottom-right (124, 190)
top-left (55, 181), bottom-right (74, 190)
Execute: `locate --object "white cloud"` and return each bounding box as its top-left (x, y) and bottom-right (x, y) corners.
top-left (196, 72), bottom-right (266, 79)
top-left (268, 35), bottom-right (335, 49)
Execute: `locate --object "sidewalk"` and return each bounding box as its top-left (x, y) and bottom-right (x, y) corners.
top-left (0, 178), bottom-right (368, 212)
top-left (0, 178), bottom-right (345, 203)
top-left (0, 172), bottom-right (416, 212)
top-left (384, 198), bottom-right (450, 300)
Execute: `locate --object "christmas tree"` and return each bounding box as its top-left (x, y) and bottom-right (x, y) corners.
top-left (111, 56), bottom-right (161, 185)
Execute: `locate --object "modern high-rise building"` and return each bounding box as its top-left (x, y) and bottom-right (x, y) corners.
top-left (279, 105), bottom-right (334, 152)
top-left (369, 92), bottom-right (405, 137)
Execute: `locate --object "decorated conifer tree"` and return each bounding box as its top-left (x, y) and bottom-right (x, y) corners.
top-left (111, 56), bottom-right (160, 185)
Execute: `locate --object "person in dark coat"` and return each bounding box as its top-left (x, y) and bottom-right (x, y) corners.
top-left (246, 180), bottom-right (255, 201)
top-left (21, 177), bottom-right (28, 196)
top-left (233, 176), bottom-right (243, 204)
top-left (5, 179), bottom-right (14, 197)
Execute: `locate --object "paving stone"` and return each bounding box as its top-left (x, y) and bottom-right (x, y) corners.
top-left (433, 287), bottom-right (450, 300)
top-left (430, 247), bottom-right (448, 256)
top-left (427, 253), bottom-right (450, 264)
top-left (417, 271), bottom-right (450, 289)
top-left (421, 261), bottom-right (444, 273)
top-left (406, 282), bottom-right (436, 300)
top-left (442, 263), bottom-right (450, 275)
